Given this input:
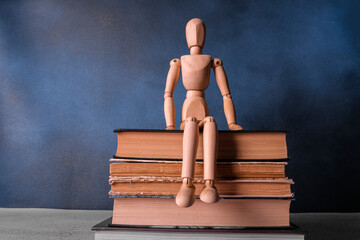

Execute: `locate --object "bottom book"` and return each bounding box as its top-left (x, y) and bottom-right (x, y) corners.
top-left (111, 197), bottom-right (291, 227)
top-left (92, 217), bottom-right (305, 240)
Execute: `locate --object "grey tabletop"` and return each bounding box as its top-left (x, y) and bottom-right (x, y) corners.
top-left (0, 208), bottom-right (359, 240)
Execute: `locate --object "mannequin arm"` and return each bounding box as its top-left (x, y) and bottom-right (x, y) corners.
top-left (212, 58), bottom-right (243, 130)
top-left (164, 59), bottom-right (181, 130)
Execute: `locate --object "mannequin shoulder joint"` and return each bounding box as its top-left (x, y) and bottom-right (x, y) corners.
top-left (212, 58), bottom-right (223, 68)
top-left (170, 58), bottom-right (181, 67)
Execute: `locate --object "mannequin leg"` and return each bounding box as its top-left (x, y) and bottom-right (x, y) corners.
top-left (200, 116), bottom-right (219, 203)
top-left (175, 117), bottom-right (199, 207)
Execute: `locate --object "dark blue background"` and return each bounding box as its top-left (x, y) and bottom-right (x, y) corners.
top-left (1, 0), bottom-right (359, 212)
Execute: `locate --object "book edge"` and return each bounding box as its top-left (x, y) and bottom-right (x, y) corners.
top-left (92, 217), bottom-right (305, 235)
top-left (114, 129), bottom-right (288, 133)
top-left (108, 195), bottom-right (295, 199)
top-left (111, 156), bottom-right (291, 162)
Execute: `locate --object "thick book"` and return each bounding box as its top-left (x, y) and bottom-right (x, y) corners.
top-left (92, 217), bottom-right (305, 239)
top-left (109, 177), bottom-right (294, 197)
top-left (110, 198), bottom-right (293, 227)
top-left (110, 161), bottom-right (287, 178)
top-left (114, 129), bottom-right (288, 160)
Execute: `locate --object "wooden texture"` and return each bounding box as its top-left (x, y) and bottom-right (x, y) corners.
top-left (181, 55), bottom-right (211, 92)
top-left (162, 18), bottom-right (259, 206)
top-left (109, 178), bottom-right (294, 197)
top-left (164, 59), bottom-right (181, 129)
top-left (112, 198), bottom-right (291, 227)
top-left (185, 18), bottom-right (206, 49)
top-left (115, 130), bottom-right (288, 160)
top-left (202, 117), bottom-right (218, 180)
top-left (109, 161), bottom-right (287, 178)
top-left (212, 58), bottom-right (242, 129)
top-left (182, 118), bottom-right (199, 179)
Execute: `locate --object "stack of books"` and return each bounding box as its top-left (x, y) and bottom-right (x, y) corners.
top-left (108, 129), bottom-right (294, 227)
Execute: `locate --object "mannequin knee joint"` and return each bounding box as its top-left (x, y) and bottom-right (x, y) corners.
top-left (185, 117), bottom-right (198, 123)
top-left (203, 116), bottom-right (216, 123)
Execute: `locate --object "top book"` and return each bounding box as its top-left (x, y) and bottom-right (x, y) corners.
top-left (114, 129), bottom-right (288, 161)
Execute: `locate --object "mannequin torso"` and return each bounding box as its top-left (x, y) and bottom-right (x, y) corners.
top-left (180, 54), bottom-right (212, 126)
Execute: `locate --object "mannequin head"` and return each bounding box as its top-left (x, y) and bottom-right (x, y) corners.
top-left (185, 18), bottom-right (206, 54)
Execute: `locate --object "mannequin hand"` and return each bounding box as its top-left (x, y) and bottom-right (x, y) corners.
top-left (166, 126), bottom-right (175, 130)
top-left (228, 123), bottom-right (243, 131)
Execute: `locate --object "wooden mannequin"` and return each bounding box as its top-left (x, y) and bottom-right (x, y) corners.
top-left (164, 18), bottom-right (243, 207)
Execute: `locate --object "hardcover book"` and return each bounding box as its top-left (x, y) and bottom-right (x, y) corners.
top-left (110, 160), bottom-right (287, 178)
top-left (114, 129), bottom-right (288, 160)
top-left (92, 217), bottom-right (305, 240)
top-left (109, 177), bottom-right (294, 197)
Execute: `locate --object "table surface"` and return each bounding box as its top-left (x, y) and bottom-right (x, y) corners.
top-left (0, 208), bottom-right (359, 240)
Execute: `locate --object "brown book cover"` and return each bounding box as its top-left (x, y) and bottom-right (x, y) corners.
top-left (109, 177), bottom-right (294, 198)
top-left (112, 198), bottom-right (291, 227)
top-left (114, 129), bottom-right (288, 160)
top-left (110, 161), bottom-right (287, 178)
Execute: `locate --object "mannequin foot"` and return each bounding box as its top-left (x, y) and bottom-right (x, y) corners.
top-left (228, 123), bottom-right (243, 131)
top-left (175, 178), bottom-right (196, 207)
top-left (200, 180), bottom-right (219, 204)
